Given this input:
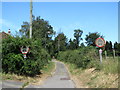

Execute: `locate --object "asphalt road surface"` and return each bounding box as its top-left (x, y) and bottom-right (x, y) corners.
top-left (2, 60), bottom-right (75, 88)
top-left (26, 60), bottom-right (75, 88)
top-left (2, 80), bottom-right (24, 88)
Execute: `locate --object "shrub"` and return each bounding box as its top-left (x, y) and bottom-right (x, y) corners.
top-left (2, 36), bottom-right (51, 76)
top-left (57, 46), bottom-right (99, 69)
top-left (2, 53), bottom-right (24, 74)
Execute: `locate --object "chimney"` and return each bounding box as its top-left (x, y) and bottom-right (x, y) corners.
top-left (8, 29), bottom-right (11, 35)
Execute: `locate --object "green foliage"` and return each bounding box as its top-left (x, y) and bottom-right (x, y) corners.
top-left (19, 16), bottom-right (55, 57)
top-left (114, 42), bottom-right (120, 56)
top-left (90, 57), bottom-right (119, 74)
top-left (105, 41), bottom-right (112, 51)
top-left (88, 60), bottom-right (102, 70)
top-left (57, 46), bottom-right (98, 69)
top-left (41, 62), bottom-right (55, 74)
top-left (2, 36), bottom-right (51, 76)
top-left (54, 33), bottom-right (67, 52)
top-left (2, 53), bottom-right (23, 74)
top-left (19, 16), bottom-right (54, 40)
top-left (67, 39), bottom-right (78, 50)
top-left (74, 29), bottom-right (83, 48)
top-left (102, 57), bottom-right (118, 74)
top-left (85, 32), bottom-right (103, 46)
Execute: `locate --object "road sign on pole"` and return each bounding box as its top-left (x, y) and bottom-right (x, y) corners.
top-left (20, 46), bottom-right (29, 59)
top-left (95, 38), bottom-right (105, 48)
top-left (95, 38), bottom-right (106, 64)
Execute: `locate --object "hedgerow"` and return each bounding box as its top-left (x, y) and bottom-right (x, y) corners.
top-left (57, 46), bottom-right (99, 69)
top-left (2, 36), bottom-right (51, 76)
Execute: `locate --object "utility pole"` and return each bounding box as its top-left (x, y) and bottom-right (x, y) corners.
top-left (30, 0), bottom-right (32, 39)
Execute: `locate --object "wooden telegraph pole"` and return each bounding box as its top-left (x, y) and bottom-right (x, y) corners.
top-left (30, 0), bottom-right (32, 39)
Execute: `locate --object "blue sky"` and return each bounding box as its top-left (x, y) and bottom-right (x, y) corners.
top-left (1, 2), bottom-right (118, 44)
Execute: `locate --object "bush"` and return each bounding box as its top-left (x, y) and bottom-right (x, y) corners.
top-left (57, 46), bottom-right (99, 69)
top-left (2, 53), bottom-right (24, 74)
top-left (2, 36), bottom-right (51, 76)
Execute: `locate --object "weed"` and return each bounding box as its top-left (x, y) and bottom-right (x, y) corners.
top-left (22, 82), bottom-right (29, 88)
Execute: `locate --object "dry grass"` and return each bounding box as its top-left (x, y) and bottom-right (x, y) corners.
top-left (65, 62), bottom-right (118, 88)
top-left (1, 61), bottom-right (55, 86)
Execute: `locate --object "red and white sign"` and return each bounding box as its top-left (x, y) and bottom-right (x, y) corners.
top-left (95, 38), bottom-right (105, 47)
top-left (20, 46), bottom-right (29, 55)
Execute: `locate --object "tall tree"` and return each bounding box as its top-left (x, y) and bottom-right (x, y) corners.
top-left (85, 32), bottom-right (103, 46)
top-left (19, 16), bottom-right (54, 40)
top-left (19, 16), bottom-right (54, 49)
top-left (54, 33), bottom-right (67, 52)
top-left (19, 22), bottom-right (29, 38)
top-left (74, 29), bottom-right (83, 48)
top-left (113, 42), bottom-right (120, 56)
top-left (105, 41), bottom-right (112, 50)
top-left (67, 39), bottom-right (77, 50)
top-left (109, 41), bottom-right (113, 50)
top-left (105, 41), bottom-right (110, 51)
top-left (114, 42), bottom-right (118, 50)
top-left (117, 43), bottom-right (120, 56)
top-left (105, 41), bottom-right (113, 56)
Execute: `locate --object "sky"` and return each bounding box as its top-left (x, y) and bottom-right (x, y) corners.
top-left (1, 2), bottom-right (118, 44)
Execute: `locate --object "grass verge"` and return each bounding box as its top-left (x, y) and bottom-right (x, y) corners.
top-left (64, 57), bottom-right (118, 88)
top-left (1, 61), bottom-right (55, 88)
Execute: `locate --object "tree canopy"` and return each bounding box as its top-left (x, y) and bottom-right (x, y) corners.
top-left (74, 29), bottom-right (83, 48)
top-left (19, 16), bottom-right (54, 40)
top-left (85, 32), bottom-right (103, 46)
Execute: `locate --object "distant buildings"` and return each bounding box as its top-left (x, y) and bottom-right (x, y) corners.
top-left (0, 29), bottom-right (11, 39)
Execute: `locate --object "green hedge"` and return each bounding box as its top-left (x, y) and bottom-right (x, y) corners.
top-left (2, 36), bottom-right (51, 76)
top-left (57, 46), bottom-right (99, 69)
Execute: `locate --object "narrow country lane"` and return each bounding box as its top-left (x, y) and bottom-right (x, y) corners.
top-left (26, 60), bottom-right (75, 88)
top-left (2, 80), bottom-right (24, 88)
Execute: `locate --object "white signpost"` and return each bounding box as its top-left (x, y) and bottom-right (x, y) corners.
top-left (95, 38), bottom-right (106, 64)
top-left (99, 49), bottom-right (103, 63)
